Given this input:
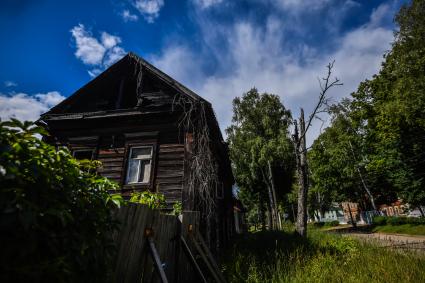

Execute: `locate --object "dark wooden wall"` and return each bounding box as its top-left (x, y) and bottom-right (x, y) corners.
top-left (46, 112), bottom-right (186, 207)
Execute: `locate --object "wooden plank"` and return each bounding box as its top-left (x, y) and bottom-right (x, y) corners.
top-left (98, 167), bottom-right (122, 173)
top-left (99, 148), bottom-right (125, 154)
top-left (98, 161), bottom-right (123, 167)
top-left (158, 153), bottom-right (185, 160)
top-left (196, 232), bottom-right (227, 283)
top-left (190, 235), bottom-right (223, 283)
top-left (100, 172), bottom-right (122, 179)
top-left (179, 211), bottom-right (200, 282)
top-left (154, 214), bottom-right (179, 283)
top-left (156, 179), bottom-right (183, 185)
top-left (148, 236), bottom-right (169, 283)
top-left (97, 157), bottom-right (124, 163)
top-left (180, 236), bottom-right (207, 283)
top-left (113, 204), bottom-right (155, 282)
top-left (157, 173), bottom-right (184, 179)
top-left (159, 144), bottom-right (185, 149)
top-left (157, 160), bottom-right (184, 166)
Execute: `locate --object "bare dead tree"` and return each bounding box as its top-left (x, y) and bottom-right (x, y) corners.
top-left (293, 61), bottom-right (342, 237)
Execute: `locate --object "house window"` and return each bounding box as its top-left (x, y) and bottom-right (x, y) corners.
top-left (73, 149), bottom-right (94, 160)
top-left (126, 146), bottom-right (153, 184)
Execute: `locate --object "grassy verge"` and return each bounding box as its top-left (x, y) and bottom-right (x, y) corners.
top-left (372, 224), bottom-right (425, 236)
top-left (222, 228), bottom-right (425, 283)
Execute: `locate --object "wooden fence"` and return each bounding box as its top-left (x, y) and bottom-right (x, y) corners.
top-left (111, 203), bottom-right (225, 283)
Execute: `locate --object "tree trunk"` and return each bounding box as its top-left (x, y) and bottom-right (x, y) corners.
top-left (347, 203), bottom-right (357, 228)
top-left (348, 141), bottom-right (377, 210)
top-left (295, 109), bottom-right (308, 237)
top-left (267, 160), bottom-right (281, 229)
top-left (259, 200), bottom-right (266, 231)
top-left (266, 185), bottom-right (276, 229)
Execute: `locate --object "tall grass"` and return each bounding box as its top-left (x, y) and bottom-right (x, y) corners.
top-left (222, 228), bottom-right (425, 283)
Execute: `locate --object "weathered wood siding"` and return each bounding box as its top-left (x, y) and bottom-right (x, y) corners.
top-left (97, 148), bottom-right (125, 184)
top-left (155, 144), bottom-right (185, 203)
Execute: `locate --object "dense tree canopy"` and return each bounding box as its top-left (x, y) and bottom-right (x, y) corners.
top-left (226, 88), bottom-right (295, 228)
top-left (309, 0), bottom-right (425, 215)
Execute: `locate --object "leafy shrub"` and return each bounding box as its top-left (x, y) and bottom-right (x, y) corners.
top-left (325, 220), bottom-right (339, 227)
top-left (312, 222), bottom-right (325, 228)
top-left (373, 216), bottom-right (387, 226)
top-left (319, 235), bottom-right (358, 254)
top-left (373, 216), bottom-right (425, 226)
top-left (172, 201), bottom-right (183, 216)
top-left (129, 190), bottom-right (166, 209)
top-left (0, 119), bottom-right (122, 282)
top-left (387, 217), bottom-right (404, 226)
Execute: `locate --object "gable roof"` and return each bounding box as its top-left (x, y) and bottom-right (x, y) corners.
top-left (42, 52), bottom-right (209, 117)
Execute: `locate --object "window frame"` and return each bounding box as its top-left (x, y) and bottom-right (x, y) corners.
top-left (72, 148), bottom-right (95, 160)
top-left (123, 143), bottom-right (157, 188)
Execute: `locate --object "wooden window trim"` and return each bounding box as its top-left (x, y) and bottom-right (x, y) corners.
top-left (72, 148), bottom-right (95, 160)
top-left (125, 146), bottom-right (153, 185)
top-left (121, 140), bottom-right (157, 191)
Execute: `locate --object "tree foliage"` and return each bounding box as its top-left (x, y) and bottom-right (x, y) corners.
top-left (226, 88), bottom-right (294, 227)
top-left (0, 119), bottom-right (122, 282)
top-left (309, 0), bottom-right (425, 213)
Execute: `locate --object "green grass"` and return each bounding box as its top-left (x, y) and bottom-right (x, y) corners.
top-left (222, 228), bottom-right (425, 283)
top-left (372, 224), bottom-right (425, 236)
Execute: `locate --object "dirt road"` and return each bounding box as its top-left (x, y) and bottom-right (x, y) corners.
top-left (343, 232), bottom-right (425, 252)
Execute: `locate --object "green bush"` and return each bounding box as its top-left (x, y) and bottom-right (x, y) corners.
top-left (325, 220), bottom-right (339, 227)
top-left (130, 190), bottom-right (166, 209)
top-left (312, 222), bottom-right (325, 228)
top-left (0, 119), bottom-right (122, 282)
top-left (373, 216), bottom-right (425, 226)
top-left (172, 201), bottom-right (183, 216)
top-left (372, 216), bottom-right (387, 226)
top-left (387, 217), bottom-right (404, 226)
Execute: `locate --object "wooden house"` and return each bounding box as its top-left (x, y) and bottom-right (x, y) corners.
top-left (39, 52), bottom-right (235, 249)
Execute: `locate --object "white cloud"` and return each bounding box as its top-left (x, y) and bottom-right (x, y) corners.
top-left (121, 9), bottom-right (139, 22)
top-left (193, 0), bottom-right (223, 9)
top-left (70, 24), bottom-right (126, 77)
top-left (150, 2), bottom-right (395, 145)
top-left (276, 0), bottom-right (332, 11)
top-left (133, 0), bottom-right (164, 23)
top-left (0, 91), bottom-right (65, 121)
top-left (70, 24), bottom-right (106, 65)
top-left (149, 46), bottom-right (204, 89)
top-left (101, 32), bottom-right (121, 49)
top-left (103, 46), bottom-right (127, 67)
top-left (4, 81), bottom-right (17, 88)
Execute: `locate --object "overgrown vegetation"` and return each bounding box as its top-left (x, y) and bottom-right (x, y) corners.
top-left (308, 0), bottom-right (425, 215)
top-left (226, 88), bottom-right (294, 230)
top-left (222, 228), bottom-right (425, 283)
top-left (371, 216), bottom-right (425, 235)
top-left (0, 119), bottom-right (122, 282)
top-left (129, 190), bottom-right (166, 209)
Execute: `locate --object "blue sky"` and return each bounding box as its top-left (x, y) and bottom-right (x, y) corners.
top-left (0, 0), bottom-right (407, 143)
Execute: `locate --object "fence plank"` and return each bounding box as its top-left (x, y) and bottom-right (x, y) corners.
top-left (112, 205), bottom-right (222, 283)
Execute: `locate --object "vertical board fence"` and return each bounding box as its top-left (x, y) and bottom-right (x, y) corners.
top-left (111, 203), bottom-right (223, 283)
